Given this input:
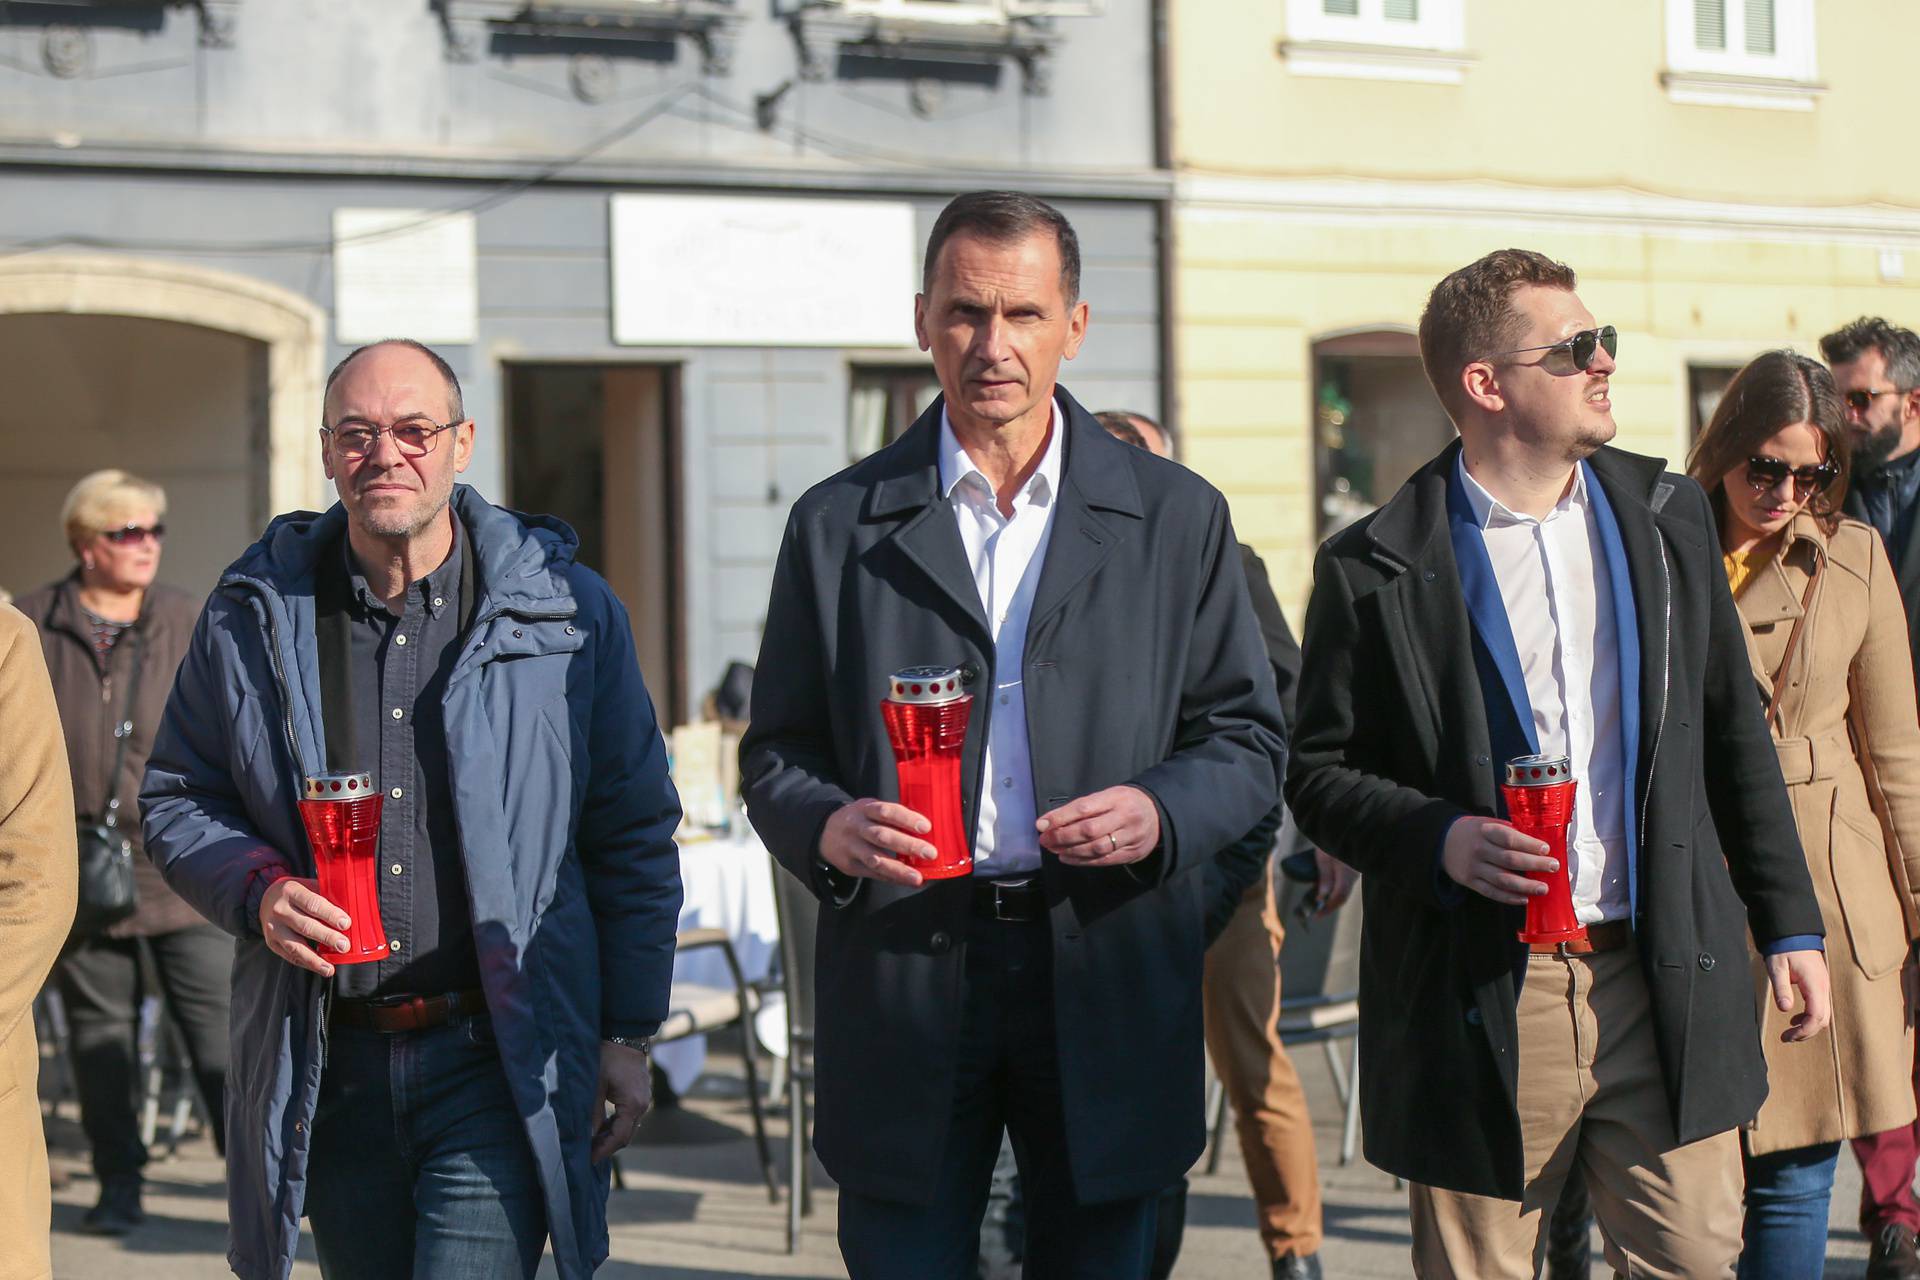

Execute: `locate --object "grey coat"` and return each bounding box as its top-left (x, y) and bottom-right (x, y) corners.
top-left (140, 487), bottom-right (683, 1280)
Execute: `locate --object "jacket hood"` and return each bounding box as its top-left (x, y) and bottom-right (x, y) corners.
top-left (219, 485), bottom-right (581, 616)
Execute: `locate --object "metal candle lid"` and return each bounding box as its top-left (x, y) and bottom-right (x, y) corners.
top-left (1504, 754), bottom-right (1573, 787)
top-left (303, 772), bottom-right (375, 802)
top-left (885, 666), bottom-right (967, 706)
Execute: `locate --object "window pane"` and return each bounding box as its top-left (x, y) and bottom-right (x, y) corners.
top-left (1744, 0), bottom-right (1776, 54)
top-left (1385, 0), bottom-right (1419, 19)
top-left (1323, 0), bottom-right (1360, 15)
top-left (1694, 0), bottom-right (1727, 50)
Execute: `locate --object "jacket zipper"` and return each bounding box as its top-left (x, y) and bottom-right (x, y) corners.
top-left (222, 581), bottom-right (332, 1063)
top-left (1637, 538), bottom-right (1672, 866)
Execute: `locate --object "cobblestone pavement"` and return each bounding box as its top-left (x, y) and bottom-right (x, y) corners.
top-left (46, 1043), bottom-right (1878, 1278)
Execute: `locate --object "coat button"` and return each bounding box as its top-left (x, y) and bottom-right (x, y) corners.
top-left (959, 664), bottom-right (979, 685)
top-left (930, 931), bottom-right (952, 954)
top-left (1423, 570), bottom-right (1437, 583)
top-left (294, 1120), bottom-right (304, 1133)
top-left (1464, 1007), bottom-right (1483, 1027)
top-left (1698, 952), bottom-right (1715, 971)
top-left (513, 629), bottom-right (523, 639)
top-left (1475, 754), bottom-right (1490, 767)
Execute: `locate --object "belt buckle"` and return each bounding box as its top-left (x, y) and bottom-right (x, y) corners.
top-left (993, 884), bottom-right (1019, 921)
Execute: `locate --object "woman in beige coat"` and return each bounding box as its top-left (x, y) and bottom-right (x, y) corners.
top-left (1689, 349), bottom-right (1920, 1280)
top-left (0, 603), bottom-right (79, 1280)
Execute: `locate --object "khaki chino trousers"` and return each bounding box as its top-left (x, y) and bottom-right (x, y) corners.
top-left (1409, 948), bottom-right (1743, 1279)
top-left (1201, 875), bottom-right (1324, 1259)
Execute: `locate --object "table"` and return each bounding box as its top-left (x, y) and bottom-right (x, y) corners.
top-left (654, 826), bottom-right (788, 1094)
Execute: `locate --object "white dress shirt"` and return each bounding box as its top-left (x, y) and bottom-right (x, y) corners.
top-left (1458, 456), bottom-right (1629, 924)
top-left (939, 404), bottom-right (1064, 878)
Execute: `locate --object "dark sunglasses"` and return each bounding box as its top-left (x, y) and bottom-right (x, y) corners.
top-left (1745, 456), bottom-right (1839, 499)
top-left (101, 524), bottom-right (165, 546)
top-left (1843, 387), bottom-right (1909, 414)
top-left (1482, 325), bottom-right (1618, 375)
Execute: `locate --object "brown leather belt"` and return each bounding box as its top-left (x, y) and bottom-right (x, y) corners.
top-left (330, 988), bottom-right (488, 1034)
top-left (1528, 920), bottom-right (1631, 956)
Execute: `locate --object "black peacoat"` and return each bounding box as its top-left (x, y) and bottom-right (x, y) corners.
top-left (741, 389), bottom-right (1286, 1206)
top-left (1285, 441), bottom-right (1825, 1200)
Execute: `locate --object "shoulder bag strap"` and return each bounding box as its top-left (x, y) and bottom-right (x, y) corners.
top-left (1765, 549), bottom-right (1825, 732)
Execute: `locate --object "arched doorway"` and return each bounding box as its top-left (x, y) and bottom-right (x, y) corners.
top-left (0, 256), bottom-right (325, 596)
top-left (1311, 328), bottom-right (1456, 537)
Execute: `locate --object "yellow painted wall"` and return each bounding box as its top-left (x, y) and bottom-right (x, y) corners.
top-left (1169, 1), bottom-right (1920, 624)
top-left (1178, 213), bottom-right (1920, 621)
top-left (1173, 1), bottom-right (1920, 207)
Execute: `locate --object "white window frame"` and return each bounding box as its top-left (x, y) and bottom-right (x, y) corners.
top-left (1285, 0), bottom-right (1464, 52)
top-left (1665, 0), bottom-right (1817, 83)
top-left (836, 0), bottom-right (1103, 24)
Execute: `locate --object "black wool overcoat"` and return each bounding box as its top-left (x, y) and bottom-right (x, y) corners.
top-left (1285, 441), bottom-right (1825, 1200)
top-left (741, 389), bottom-right (1286, 1205)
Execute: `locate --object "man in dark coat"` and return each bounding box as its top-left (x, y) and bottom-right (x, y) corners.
top-left (741, 192), bottom-right (1285, 1279)
top-left (1287, 248), bottom-right (1830, 1277)
top-left (1824, 315), bottom-right (1920, 1277)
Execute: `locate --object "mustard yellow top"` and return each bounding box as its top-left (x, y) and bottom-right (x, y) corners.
top-left (1724, 544), bottom-right (1774, 598)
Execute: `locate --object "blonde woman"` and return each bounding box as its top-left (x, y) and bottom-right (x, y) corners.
top-left (1688, 351), bottom-right (1920, 1280)
top-left (14, 470), bottom-right (222, 1236)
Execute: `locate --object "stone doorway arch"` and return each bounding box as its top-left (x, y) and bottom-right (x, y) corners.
top-left (0, 254), bottom-right (327, 515)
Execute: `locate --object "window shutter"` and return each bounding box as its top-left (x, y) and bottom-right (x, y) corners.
top-left (1384, 0), bottom-right (1419, 20)
top-left (1322, 0), bottom-right (1360, 16)
top-left (1744, 0), bottom-right (1776, 54)
top-left (1693, 0), bottom-right (1727, 50)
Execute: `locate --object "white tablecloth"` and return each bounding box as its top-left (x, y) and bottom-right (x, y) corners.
top-left (654, 827), bottom-right (787, 1093)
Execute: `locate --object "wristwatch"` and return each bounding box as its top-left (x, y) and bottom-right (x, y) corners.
top-left (605, 1035), bottom-right (654, 1055)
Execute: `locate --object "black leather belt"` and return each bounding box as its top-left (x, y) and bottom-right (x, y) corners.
top-left (330, 988), bottom-right (487, 1033)
top-left (971, 878), bottom-right (1045, 923)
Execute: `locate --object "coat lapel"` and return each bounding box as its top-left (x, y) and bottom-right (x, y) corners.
top-left (869, 402), bottom-right (992, 642)
top-left (1580, 460), bottom-right (1645, 919)
top-left (1027, 392), bottom-right (1142, 634)
top-left (1443, 465), bottom-right (1539, 758)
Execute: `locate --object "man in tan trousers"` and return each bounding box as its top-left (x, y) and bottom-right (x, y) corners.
top-left (0, 602), bottom-right (79, 1280)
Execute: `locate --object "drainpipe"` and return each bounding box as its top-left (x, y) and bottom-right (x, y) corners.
top-left (1149, 0), bottom-right (1178, 450)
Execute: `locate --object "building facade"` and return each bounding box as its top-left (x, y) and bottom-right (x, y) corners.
top-left (1168, 0), bottom-right (1920, 621)
top-left (0, 0), bottom-right (1165, 720)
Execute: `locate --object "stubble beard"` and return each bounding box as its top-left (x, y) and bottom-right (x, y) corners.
top-left (354, 481), bottom-right (453, 541)
top-left (1853, 418), bottom-right (1905, 471)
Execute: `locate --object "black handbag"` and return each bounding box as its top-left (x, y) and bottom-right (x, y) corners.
top-left (71, 629), bottom-right (144, 938)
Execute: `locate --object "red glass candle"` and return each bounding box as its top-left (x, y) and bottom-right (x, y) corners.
top-left (1499, 754), bottom-right (1587, 946)
top-left (880, 666), bottom-right (973, 881)
top-left (296, 772), bottom-right (390, 964)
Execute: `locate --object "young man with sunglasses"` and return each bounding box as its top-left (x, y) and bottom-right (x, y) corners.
top-left (1287, 248), bottom-right (1830, 1277)
top-left (1823, 315), bottom-right (1920, 1278)
top-left (141, 339), bottom-right (684, 1280)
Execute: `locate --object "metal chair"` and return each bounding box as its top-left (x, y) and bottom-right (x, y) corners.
top-left (633, 927), bottom-right (779, 1202)
top-left (769, 858), bottom-right (820, 1254)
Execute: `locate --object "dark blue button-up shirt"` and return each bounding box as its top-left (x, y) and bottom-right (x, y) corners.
top-left (332, 526), bottom-right (478, 1000)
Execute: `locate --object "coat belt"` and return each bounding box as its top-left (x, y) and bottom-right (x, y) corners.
top-left (1773, 731), bottom-right (1851, 786)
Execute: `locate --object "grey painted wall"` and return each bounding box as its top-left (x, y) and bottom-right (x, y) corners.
top-left (0, 0), bottom-right (1163, 710)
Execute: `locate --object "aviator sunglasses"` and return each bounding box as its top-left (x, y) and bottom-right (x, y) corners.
top-left (1482, 325), bottom-right (1618, 376)
top-left (1745, 456), bottom-right (1839, 499)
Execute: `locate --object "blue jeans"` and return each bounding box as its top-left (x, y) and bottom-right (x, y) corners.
top-left (304, 1013), bottom-right (548, 1279)
top-left (1738, 1139), bottom-right (1841, 1280)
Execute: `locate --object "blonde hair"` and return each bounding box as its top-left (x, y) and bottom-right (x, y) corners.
top-left (62, 470), bottom-right (168, 555)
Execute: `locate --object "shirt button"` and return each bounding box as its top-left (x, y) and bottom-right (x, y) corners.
top-left (389, 939), bottom-right (403, 953)
top-left (432, 597), bottom-right (445, 609)
top-left (999, 695), bottom-right (1009, 706)
top-left (390, 864), bottom-right (403, 876)
top-left (391, 708), bottom-right (404, 720)
top-left (391, 787), bottom-right (403, 799)
top-left (1002, 778), bottom-right (1013, 788)
top-left (394, 634), bottom-right (408, 647)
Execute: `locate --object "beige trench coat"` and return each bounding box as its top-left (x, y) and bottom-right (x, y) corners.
top-left (1739, 512), bottom-right (1920, 1155)
top-left (0, 605), bottom-right (77, 1280)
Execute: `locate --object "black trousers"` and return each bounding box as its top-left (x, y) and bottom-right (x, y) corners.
top-left (838, 912), bottom-right (1159, 1280)
top-left (54, 924), bottom-right (231, 1179)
